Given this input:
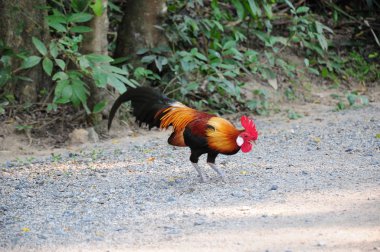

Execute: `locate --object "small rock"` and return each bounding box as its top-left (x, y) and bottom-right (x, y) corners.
top-left (37, 234), bottom-right (47, 240)
top-left (317, 241), bottom-right (326, 247)
top-left (0, 206), bottom-right (8, 213)
top-left (167, 196), bottom-right (176, 202)
top-left (5, 161), bottom-right (13, 168)
top-left (63, 211), bottom-right (75, 217)
top-left (62, 192), bottom-right (74, 198)
top-left (86, 127), bottom-right (99, 143)
top-left (115, 227), bottom-right (128, 232)
top-left (345, 148), bottom-right (354, 153)
top-left (194, 219), bottom-right (205, 226)
top-left (68, 153), bottom-right (79, 158)
top-left (270, 185), bottom-right (278, 191)
top-left (91, 197), bottom-right (100, 203)
top-left (231, 192), bottom-right (244, 198)
top-left (69, 129), bottom-right (89, 145)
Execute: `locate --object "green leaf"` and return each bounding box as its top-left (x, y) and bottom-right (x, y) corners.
top-left (296, 6), bottom-right (309, 14)
top-left (52, 71), bottom-right (68, 81)
top-left (47, 13), bottom-right (67, 24)
top-left (375, 134), bottom-right (380, 139)
top-left (108, 75), bottom-right (127, 93)
top-left (93, 101), bottom-right (107, 113)
top-left (195, 52), bottom-right (207, 62)
top-left (70, 26), bottom-right (92, 33)
top-left (62, 84), bottom-right (73, 100)
top-left (72, 79), bottom-right (90, 113)
top-left (32, 37), bottom-right (47, 56)
top-left (48, 22), bottom-right (67, 32)
top-left (263, 3), bottom-right (273, 19)
top-left (93, 69), bottom-right (108, 87)
top-left (304, 58), bottom-right (309, 67)
top-left (336, 101), bottom-right (345, 110)
top-left (85, 54), bottom-right (113, 63)
top-left (231, 0), bottom-right (245, 20)
top-left (42, 57), bottom-right (53, 76)
top-left (102, 65), bottom-right (129, 75)
top-left (247, 0), bottom-right (262, 17)
top-left (21, 56), bottom-right (41, 69)
top-left (347, 93), bottom-right (357, 106)
top-left (284, 0), bottom-right (295, 10)
top-left (67, 13), bottom-right (93, 23)
top-left (321, 67), bottom-right (329, 78)
top-left (316, 34), bottom-right (328, 51)
top-left (141, 55), bottom-right (156, 64)
top-left (49, 42), bottom-right (59, 58)
top-left (55, 59), bottom-right (66, 70)
top-left (136, 48), bottom-right (150, 55)
top-left (288, 110), bottom-right (303, 120)
top-left (90, 0), bottom-right (103, 16)
top-left (55, 79), bottom-right (69, 97)
top-left (223, 41), bottom-right (236, 51)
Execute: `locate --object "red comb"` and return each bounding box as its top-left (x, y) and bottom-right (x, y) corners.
top-left (241, 116), bottom-right (258, 139)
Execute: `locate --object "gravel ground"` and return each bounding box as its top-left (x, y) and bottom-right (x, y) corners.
top-left (0, 103), bottom-right (379, 252)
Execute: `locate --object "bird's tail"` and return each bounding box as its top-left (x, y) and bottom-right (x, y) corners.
top-left (108, 87), bottom-right (177, 130)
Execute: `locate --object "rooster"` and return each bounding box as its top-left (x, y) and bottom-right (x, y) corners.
top-left (108, 87), bottom-right (258, 182)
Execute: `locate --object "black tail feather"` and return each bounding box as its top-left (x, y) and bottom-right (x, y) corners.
top-left (108, 87), bottom-right (173, 130)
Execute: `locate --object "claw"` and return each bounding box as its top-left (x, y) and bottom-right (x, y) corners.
top-left (208, 162), bottom-right (225, 181)
top-left (192, 163), bottom-right (207, 183)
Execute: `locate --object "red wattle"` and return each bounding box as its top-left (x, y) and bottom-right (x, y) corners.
top-left (241, 142), bottom-right (252, 153)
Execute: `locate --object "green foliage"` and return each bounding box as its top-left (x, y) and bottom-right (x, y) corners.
top-left (134, 0), bottom-right (339, 112)
top-left (0, 1), bottom-right (138, 116)
top-left (0, 40), bottom-right (40, 112)
top-left (38, 4), bottom-right (138, 113)
top-left (344, 51), bottom-right (380, 84)
top-left (333, 91), bottom-right (369, 111)
top-left (247, 89), bottom-right (270, 115)
top-left (287, 109), bottom-right (303, 120)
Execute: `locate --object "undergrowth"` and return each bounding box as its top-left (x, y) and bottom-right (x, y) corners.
top-left (1, 0), bottom-right (379, 118)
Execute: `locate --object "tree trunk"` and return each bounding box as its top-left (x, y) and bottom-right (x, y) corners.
top-left (0, 0), bottom-right (50, 103)
top-left (114, 0), bottom-right (167, 63)
top-left (80, 0), bottom-right (110, 124)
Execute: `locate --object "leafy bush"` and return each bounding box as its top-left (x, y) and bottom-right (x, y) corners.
top-left (1, 1), bottom-right (139, 115)
top-left (130, 0), bottom-right (337, 113)
top-left (40, 4), bottom-right (139, 113)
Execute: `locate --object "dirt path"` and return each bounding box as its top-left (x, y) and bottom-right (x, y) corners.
top-left (1, 103), bottom-right (379, 252)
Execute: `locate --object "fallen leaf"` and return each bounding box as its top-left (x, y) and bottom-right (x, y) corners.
top-left (168, 177), bottom-right (175, 182)
top-left (112, 139), bottom-right (119, 144)
top-left (268, 78), bottom-right (278, 90)
top-left (312, 137), bottom-right (321, 143)
top-left (147, 157), bottom-right (155, 162)
top-left (240, 170), bottom-right (248, 175)
top-left (376, 134), bottom-right (380, 139)
top-left (21, 227), bottom-right (30, 232)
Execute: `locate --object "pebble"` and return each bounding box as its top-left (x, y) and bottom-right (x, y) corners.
top-left (270, 185), bottom-right (278, 191)
top-left (167, 196), bottom-right (176, 202)
top-left (194, 219), bottom-right (205, 226)
top-left (316, 241), bottom-right (326, 247)
top-left (0, 104), bottom-right (378, 251)
top-left (231, 191), bottom-right (245, 198)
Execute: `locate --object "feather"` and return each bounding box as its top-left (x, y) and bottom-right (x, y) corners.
top-left (108, 87), bottom-right (173, 130)
top-left (206, 117), bottom-right (241, 154)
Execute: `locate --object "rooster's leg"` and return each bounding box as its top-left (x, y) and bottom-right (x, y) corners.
top-left (192, 163), bottom-right (207, 183)
top-left (207, 152), bottom-right (225, 181)
top-left (208, 163), bottom-right (225, 181)
top-left (190, 150), bottom-right (208, 182)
